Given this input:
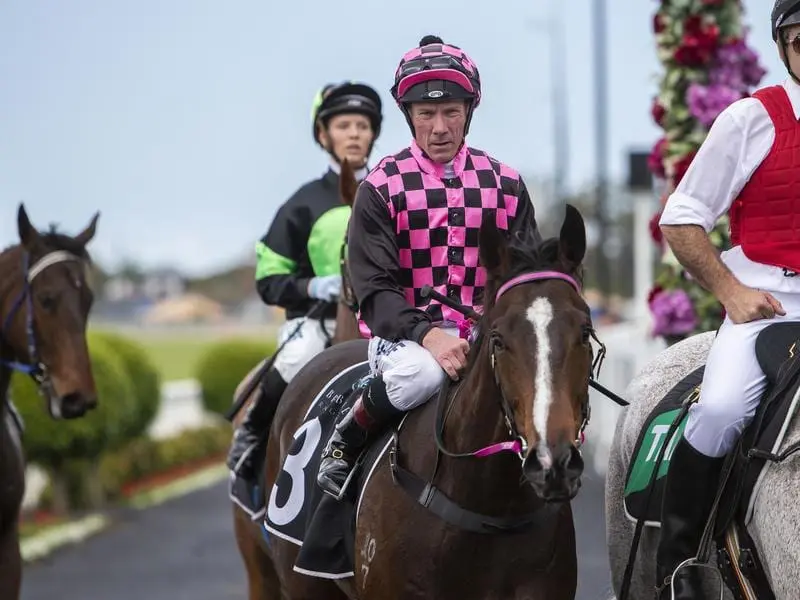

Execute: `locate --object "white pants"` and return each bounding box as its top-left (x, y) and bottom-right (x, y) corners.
top-left (273, 317), bottom-right (336, 382)
top-left (684, 292), bottom-right (800, 457)
top-left (367, 328), bottom-right (456, 411)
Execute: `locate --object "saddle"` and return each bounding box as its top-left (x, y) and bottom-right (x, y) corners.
top-left (622, 321), bottom-right (800, 600)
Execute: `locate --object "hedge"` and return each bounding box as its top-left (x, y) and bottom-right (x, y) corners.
top-left (194, 339), bottom-right (275, 416)
top-left (11, 335), bottom-right (138, 468)
top-left (89, 330), bottom-right (161, 439)
top-left (34, 423), bottom-right (232, 512)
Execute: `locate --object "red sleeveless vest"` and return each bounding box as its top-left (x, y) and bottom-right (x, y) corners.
top-left (729, 85), bottom-right (800, 272)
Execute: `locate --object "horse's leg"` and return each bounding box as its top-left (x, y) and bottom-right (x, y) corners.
top-left (0, 523), bottom-right (22, 600)
top-left (233, 505), bottom-right (281, 600)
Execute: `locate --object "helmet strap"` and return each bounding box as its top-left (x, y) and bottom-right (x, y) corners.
top-left (780, 35), bottom-right (800, 85)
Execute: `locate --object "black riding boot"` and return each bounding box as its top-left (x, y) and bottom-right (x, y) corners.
top-left (655, 436), bottom-right (725, 600)
top-left (317, 376), bottom-right (401, 500)
top-left (226, 368), bottom-right (288, 480)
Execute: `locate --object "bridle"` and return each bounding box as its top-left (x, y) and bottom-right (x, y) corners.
top-left (0, 249), bottom-right (83, 397)
top-left (338, 235), bottom-right (359, 314)
top-left (434, 269), bottom-right (606, 463)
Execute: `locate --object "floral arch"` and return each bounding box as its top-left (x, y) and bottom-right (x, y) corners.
top-left (646, 1), bottom-right (767, 343)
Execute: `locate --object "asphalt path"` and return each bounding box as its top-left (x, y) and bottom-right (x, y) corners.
top-left (21, 470), bottom-right (614, 600)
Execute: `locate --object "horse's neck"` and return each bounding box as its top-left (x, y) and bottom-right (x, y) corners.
top-left (431, 358), bottom-right (542, 513)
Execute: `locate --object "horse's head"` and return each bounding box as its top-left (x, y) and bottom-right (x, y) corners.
top-left (0, 204), bottom-right (100, 419)
top-left (478, 204), bottom-right (591, 502)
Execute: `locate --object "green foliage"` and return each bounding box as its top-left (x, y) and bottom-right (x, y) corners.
top-left (11, 336), bottom-right (137, 468)
top-left (194, 339), bottom-right (275, 416)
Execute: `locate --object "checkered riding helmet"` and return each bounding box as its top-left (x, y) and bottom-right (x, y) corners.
top-left (391, 35), bottom-right (482, 133)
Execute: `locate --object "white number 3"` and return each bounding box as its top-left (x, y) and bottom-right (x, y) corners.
top-left (267, 417), bottom-right (322, 526)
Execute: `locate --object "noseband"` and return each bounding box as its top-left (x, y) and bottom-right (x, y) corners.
top-left (0, 250), bottom-right (82, 392)
top-left (435, 269), bottom-right (604, 462)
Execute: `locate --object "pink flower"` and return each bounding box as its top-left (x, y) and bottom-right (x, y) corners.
top-left (649, 289), bottom-right (698, 337)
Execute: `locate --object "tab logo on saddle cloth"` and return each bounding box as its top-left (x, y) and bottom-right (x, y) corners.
top-left (624, 407), bottom-right (689, 498)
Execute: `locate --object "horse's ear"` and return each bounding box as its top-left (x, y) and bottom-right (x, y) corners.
top-left (339, 159), bottom-right (359, 208)
top-left (17, 203), bottom-right (41, 249)
top-left (479, 213), bottom-right (509, 279)
top-left (558, 204), bottom-right (586, 270)
top-left (74, 212), bottom-right (100, 247)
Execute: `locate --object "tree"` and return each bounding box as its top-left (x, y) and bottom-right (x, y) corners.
top-left (646, 1), bottom-right (766, 343)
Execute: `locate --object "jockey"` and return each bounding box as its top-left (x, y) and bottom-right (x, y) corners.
top-left (316, 35), bottom-right (544, 499)
top-left (655, 2), bottom-right (800, 597)
top-left (226, 81), bottom-right (383, 483)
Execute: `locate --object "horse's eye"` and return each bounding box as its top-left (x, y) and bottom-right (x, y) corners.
top-left (581, 325), bottom-right (592, 344)
top-left (38, 293), bottom-right (57, 312)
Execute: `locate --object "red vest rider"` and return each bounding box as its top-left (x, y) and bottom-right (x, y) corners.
top-left (654, 2), bottom-right (800, 598)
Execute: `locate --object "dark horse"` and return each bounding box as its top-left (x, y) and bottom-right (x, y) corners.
top-left (231, 160), bottom-right (364, 594)
top-left (0, 205), bottom-right (99, 599)
top-left (242, 204), bottom-right (596, 599)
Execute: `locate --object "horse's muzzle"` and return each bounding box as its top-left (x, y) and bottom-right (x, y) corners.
top-left (49, 391), bottom-right (97, 420)
top-left (522, 441), bottom-right (584, 502)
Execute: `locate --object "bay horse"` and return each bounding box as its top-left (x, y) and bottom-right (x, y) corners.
top-left (245, 204), bottom-right (596, 599)
top-left (0, 204), bottom-right (99, 600)
top-left (231, 160), bottom-right (364, 592)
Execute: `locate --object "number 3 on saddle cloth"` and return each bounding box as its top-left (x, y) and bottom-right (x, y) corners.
top-left (262, 360), bottom-right (398, 579)
top-left (262, 318), bottom-right (478, 579)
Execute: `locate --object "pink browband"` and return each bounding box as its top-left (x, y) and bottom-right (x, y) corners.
top-left (495, 270), bottom-right (581, 303)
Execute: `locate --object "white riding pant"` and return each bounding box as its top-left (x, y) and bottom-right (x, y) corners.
top-left (367, 328), bottom-right (456, 411)
top-left (684, 291), bottom-right (800, 457)
top-left (273, 317), bottom-right (336, 382)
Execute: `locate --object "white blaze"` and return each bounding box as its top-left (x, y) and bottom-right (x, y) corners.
top-left (527, 298), bottom-right (554, 463)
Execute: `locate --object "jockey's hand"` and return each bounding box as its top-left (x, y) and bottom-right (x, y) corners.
top-left (422, 327), bottom-right (470, 381)
top-left (307, 275), bottom-right (342, 302)
top-left (721, 282), bottom-right (786, 324)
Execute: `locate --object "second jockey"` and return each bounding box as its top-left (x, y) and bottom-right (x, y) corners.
top-left (655, 2), bottom-right (800, 598)
top-left (227, 82), bottom-right (383, 494)
top-left (316, 35), bottom-right (544, 499)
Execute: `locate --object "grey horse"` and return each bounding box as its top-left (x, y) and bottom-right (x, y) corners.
top-left (604, 331), bottom-right (800, 600)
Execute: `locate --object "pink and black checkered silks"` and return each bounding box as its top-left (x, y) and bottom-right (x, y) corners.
top-left (357, 140), bottom-right (521, 337)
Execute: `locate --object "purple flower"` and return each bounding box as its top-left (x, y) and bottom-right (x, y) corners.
top-left (687, 82), bottom-right (742, 127)
top-left (649, 289), bottom-right (698, 337)
top-left (710, 40), bottom-right (767, 90)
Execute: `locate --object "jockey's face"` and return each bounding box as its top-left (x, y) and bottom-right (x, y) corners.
top-left (779, 23), bottom-right (800, 79)
top-left (320, 113), bottom-right (374, 168)
top-left (409, 100), bottom-right (467, 163)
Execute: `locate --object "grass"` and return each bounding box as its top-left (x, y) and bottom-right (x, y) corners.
top-left (91, 326), bottom-right (275, 381)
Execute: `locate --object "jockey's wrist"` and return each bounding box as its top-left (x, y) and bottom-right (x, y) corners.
top-left (412, 321), bottom-right (435, 346)
top-left (298, 277), bottom-right (312, 298)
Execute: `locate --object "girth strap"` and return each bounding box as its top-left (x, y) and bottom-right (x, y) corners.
top-left (388, 441), bottom-right (558, 535)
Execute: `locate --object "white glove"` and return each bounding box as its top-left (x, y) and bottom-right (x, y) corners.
top-left (307, 275), bottom-right (342, 302)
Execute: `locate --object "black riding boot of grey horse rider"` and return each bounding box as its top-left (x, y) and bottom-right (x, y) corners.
top-left (655, 436), bottom-right (724, 600)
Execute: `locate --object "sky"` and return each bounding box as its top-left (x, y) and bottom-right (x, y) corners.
top-left (0, 0), bottom-right (786, 276)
